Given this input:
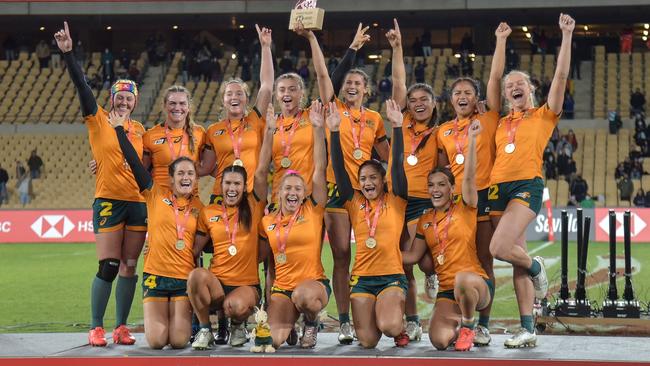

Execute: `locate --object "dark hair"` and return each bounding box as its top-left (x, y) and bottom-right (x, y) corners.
top-left (221, 165), bottom-right (252, 231)
top-left (450, 77), bottom-right (481, 99)
top-left (406, 83), bottom-right (438, 153)
top-left (168, 156), bottom-right (195, 177)
top-left (357, 159), bottom-right (388, 193)
top-left (428, 167), bottom-right (455, 186)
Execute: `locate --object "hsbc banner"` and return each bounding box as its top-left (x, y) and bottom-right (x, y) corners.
top-left (526, 208), bottom-right (596, 242)
top-left (0, 210), bottom-right (94, 243)
top-left (595, 208), bottom-right (650, 242)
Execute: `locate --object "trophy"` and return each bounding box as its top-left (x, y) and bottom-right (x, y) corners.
top-left (289, 0), bottom-right (325, 30)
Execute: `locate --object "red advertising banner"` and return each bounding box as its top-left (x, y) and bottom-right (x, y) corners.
top-left (595, 208), bottom-right (650, 242)
top-left (0, 210), bottom-right (94, 243)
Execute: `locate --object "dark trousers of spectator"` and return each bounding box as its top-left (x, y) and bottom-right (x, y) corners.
top-left (30, 169), bottom-right (40, 179)
top-left (39, 57), bottom-right (49, 68)
top-left (0, 182), bottom-right (7, 204)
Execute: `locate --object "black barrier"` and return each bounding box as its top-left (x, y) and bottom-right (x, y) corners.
top-left (607, 210), bottom-right (618, 302)
top-left (623, 211), bottom-right (635, 302)
top-left (560, 210), bottom-right (570, 301)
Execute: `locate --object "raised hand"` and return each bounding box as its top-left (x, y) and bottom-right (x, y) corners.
top-left (385, 99), bottom-right (403, 128)
top-left (256, 24), bottom-right (273, 48)
top-left (108, 110), bottom-right (127, 128)
top-left (495, 22), bottom-right (512, 39)
top-left (468, 119), bottom-right (483, 138)
top-left (265, 104), bottom-right (277, 131)
top-left (349, 23), bottom-right (371, 51)
top-left (53, 21), bottom-right (73, 53)
top-left (559, 13), bottom-right (575, 34)
top-left (325, 101), bottom-right (341, 131)
top-left (293, 20), bottom-right (315, 40)
top-left (476, 100), bottom-right (487, 115)
top-left (309, 100), bottom-right (324, 128)
top-left (385, 18), bottom-right (402, 49)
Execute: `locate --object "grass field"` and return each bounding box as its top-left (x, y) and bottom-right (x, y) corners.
top-left (0, 241), bottom-right (649, 333)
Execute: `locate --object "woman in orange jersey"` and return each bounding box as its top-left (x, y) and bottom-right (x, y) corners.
top-left (204, 24), bottom-right (274, 205)
top-left (385, 18), bottom-right (439, 341)
top-left (327, 99), bottom-right (409, 349)
top-left (111, 110), bottom-right (203, 349)
top-left (434, 22), bottom-right (511, 346)
top-left (297, 23), bottom-right (389, 343)
top-left (403, 120), bottom-right (492, 352)
top-left (260, 101), bottom-right (329, 349)
top-left (55, 22), bottom-right (144, 347)
top-left (187, 104), bottom-right (275, 350)
top-left (488, 14), bottom-right (574, 348)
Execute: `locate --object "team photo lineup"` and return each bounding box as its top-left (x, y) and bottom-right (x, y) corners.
top-left (49, 7), bottom-right (577, 353)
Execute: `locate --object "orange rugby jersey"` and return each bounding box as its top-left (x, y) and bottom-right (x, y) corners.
top-left (326, 98), bottom-right (387, 190)
top-left (437, 110), bottom-right (498, 193)
top-left (345, 192), bottom-right (406, 276)
top-left (206, 108), bottom-right (265, 196)
top-left (415, 200), bottom-right (487, 292)
top-left (143, 123), bottom-right (207, 190)
top-left (142, 184), bottom-right (203, 280)
top-left (260, 198), bottom-right (326, 290)
top-left (490, 104), bottom-right (560, 185)
top-left (271, 109), bottom-right (314, 202)
top-left (197, 194), bottom-right (265, 286)
top-left (86, 105), bottom-right (145, 202)
top-left (387, 112), bottom-right (438, 199)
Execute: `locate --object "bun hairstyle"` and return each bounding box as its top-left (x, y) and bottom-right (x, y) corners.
top-left (221, 165), bottom-right (252, 231)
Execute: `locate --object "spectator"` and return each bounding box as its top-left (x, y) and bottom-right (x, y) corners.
top-left (538, 30), bottom-right (548, 54)
top-left (50, 39), bottom-right (61, 68)
top-left (378, 76), bottom-right (392, 102)
top-left (460, 32), bottom-right (473, 52)
top-left (557, 149), bottom-right (570, 176)
top-left (634, 189), bottom-right (646, 207)
top-left (608, 111), bottom-right (622, 134)
top-left (297, 60), bottom-right (309, 84)
top-left (580, 195), bottom-right (596, 208)
top-left (631, 161), bottom-right (645, 179)
top-left (197, 44), bottom-right (212, 82)
top-left (563, 92), bottom-right (575, 119)
top-left (128, 60), bottom-right (141, 84)
top-left (0, 164), bottom-right (8, 205)
top-left (620, 29), bottom-right (633, 54)
top-left (27, 149), bottom-right (43, 179)
top-left (155, 34), bottom-right (167, 64)
top-left (36, 40), bottom-right (51, 68)
top-left (17, 171), bottom-right (31, 207)
top-left (15, 160), bottom-right (25, 180)
top-left (630, 146), bottom-right (642, 163)
top-left (618, 174), bottom-right (634, 202)
top-left (615, 162), bottom-right (626, 179)
top-left (556, 136), bottom-right (572, 157)
top-left (3, 36), bottom-right (17, 61)
top-left (631, 88), bottom-right (646, 115)
top-left (634, 128), bottom-right (647, 147)
top-left (101, 48), bottom-right (114, 85)
top-left (421, 30), bottom-right (432, 56)
top-left (211, 57), bottom-right (222, 83)
top-left (414, 61), bottom-right (426, 83)
top-left (570, 174), bottom-right (588, 203)
top-left (279, 53), bottom-right (294, 74)
top-left (566, 129), bottom-right (578, 151)
top-left (543, 145), bottom-right (555, 162)
top-left (119, 48), bottom-right (130, 72)
top-left (239, 56), bottom-right (251, 82)
top-left (179, 53), bottom-right (189, 84)
top-left (412, 37), bottom-right (423, 57)
top-left (74, 40), bottom-right (86, 67)
top-left (506, 47), bottom-right (519, 72)
top-left (565, 157), bottom-right (577, 179)
top-left (459, 50), bottom-right (473, 76)
top-left (570, 40), bottom-right (581, 79)
top-left (544, 153), bottom-right (558, 179)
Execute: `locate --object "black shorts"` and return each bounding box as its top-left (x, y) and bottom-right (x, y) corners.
top-left (142, 272), bottom-right (187, 302)
top-left (271, 279), bottom-right (331, 300)
top-left (488, 178), bottom-right (544, 216)
top-left (326, 182), bottom-right (347, 213)
top-left (349, 274), bottom-right (408, 298)
top-left (405, 196), bottom-right (433, 225)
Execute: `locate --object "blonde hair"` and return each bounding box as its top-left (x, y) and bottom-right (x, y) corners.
top-left (274, 72), bottom-right (306, 107)
top-left (163, 85), bottom-right (197, 154)
top-left (502, 70), bottom-right (537, 111)
top-left (219, 78), bottom-right (251, 119)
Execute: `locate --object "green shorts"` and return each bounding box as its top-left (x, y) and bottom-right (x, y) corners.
top-left (209, 194), bottom-right (223, 205)
top-left (326, 183), bottom-right (347, 213)
top-left (92, 198), bottom-right (147, 234)
top-left (350, 274), bottom-right (408, 298)
top-left (487, 178), bottom-right (544, 216)
top-left (406, 196), bottom-right (433, 225)
top-left (222, 284), bottom-right (263, 298)
top-left (271, 279), bottom-right (331, 300)
top-left (477, 188), bottom-right (490, 221)
top-left (142, 272), bottom-right (187, 302)
top-left (437, 278), bottom-right (495, 303)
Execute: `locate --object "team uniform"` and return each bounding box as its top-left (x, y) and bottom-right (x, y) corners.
top-left (260, 197), bottom-right (331, 298)
top-left (87, 105), bottom-right (147, 234)
top-left (205, 109), bottom-right (265, 204)
top-left (437, 110), bottom-right (499, 221)
top-left (345, 192), bottom-right (408, 298)
top-left (196, 194), bottom-right (265, 295)
top-left (141, 183), bottom-right (203, 302)
top-left (488, 104), bottom-right (560, 215)
top-left (326, 98), bottom-right (387, 213)
top-left (415, 199), bottom-right (492, 303)
top-left (143, 124), bottom-right (207, 191)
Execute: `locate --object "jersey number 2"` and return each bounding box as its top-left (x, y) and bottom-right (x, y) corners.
top-left (488, 185), bottom-right (499, 200)
top-left (99, 202), bottom-right (113, 217)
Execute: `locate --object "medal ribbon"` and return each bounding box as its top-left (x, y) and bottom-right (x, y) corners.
top-left (274, 205), bottom-right (302, 255)
top-left (171, 195), bottom-right (192, 243)
top-left (165, 125), bottom-right (188, 160)
top-left (432, 203), bottom-right (455, 259)
top-left (363, 195), bottom-right (384, 240)
top-left (453, 116), bottom-right (471, 158)
top-left (278, 110), bottom-right (302, 159)
top-left (225, 118), bottom-right (245, 161)
top-left (220, 202), bottom-right (239, 246)
top-left (408, 123), bottom-right (436, 156)
top-left (505, 111), bottom-right (526, 147)
top-left (345, 105), bottom-right (367, 153)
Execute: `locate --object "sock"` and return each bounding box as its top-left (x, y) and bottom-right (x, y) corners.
top-left (528, 258), bottom-right (541, 277)
top-left (405, 315), bottom-right (420, 324)
top-left (305, 319), bottom-right (318, 327)
top-left (461, 317), bottom-right (475, 330)
top-left (115, 275), bottom-right (137, 327)
top-left (199, 323), bottom-right (212, 330)
top-left (338, 313), bottom-right (350, 324)
top-left (478, 315), bottom-right (490, 328)
top-left (90, 276), bottom-right (112, 329)
top-left (218, 316), bottom-right (229, 330)
top-left (520, 315), bottom-right (534, 333)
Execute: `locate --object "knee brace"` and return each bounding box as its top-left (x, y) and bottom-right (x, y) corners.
top-left (97, 258), bottom-right (120, 282)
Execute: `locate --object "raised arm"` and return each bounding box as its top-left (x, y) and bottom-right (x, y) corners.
top-left (111, 111), bottom-right (152, 191)
top-left (461, 120), bottom-right (481, 207)
top-left (330, 24), bottom-right (369, 96)
top-left (326, 101), bottom-right (354, 201)
top-left (254, 24), bottom-right (274, 113)
top-left (197, 147), bottom-right (216, 176)
top-left (486, 23), bottom-right (511, 113)
top-left (547, 13), bottom-right (575, 114)
top-left (54, 21), bottom-right (97, 117)
top-left (253, 104), bottom-right (276, 200)
top-left (387, 19), bottom-right (407, 109)
top-left (386, 99), bottom-right (407, 199)
top-left (294, 23), bottom-right (333, 103)
top-left (310, 101), bottom-right (328, 206)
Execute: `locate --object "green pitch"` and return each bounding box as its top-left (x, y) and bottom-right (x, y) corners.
top-left (0, 241), bottom-right (648, 333)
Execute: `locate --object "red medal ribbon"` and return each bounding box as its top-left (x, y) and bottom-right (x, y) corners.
top-left (345, 105), bottom-right (367, 152)
top-left (274, 205), bottom-right (302, 255)
top-left (363, 195), bottom-right (384, 240)
top-left (171, 195), bottom-right (192, 242)
top-left (278, 110), bottom-right (303, 159)
top-left (432, 203), bottom-right (455, 259)
top-left (220, 202), bottom-right (239, 246)
top-left (165, 125), bottom-right (188, 160)
top-left (225, 118), bottom-right (246, 161)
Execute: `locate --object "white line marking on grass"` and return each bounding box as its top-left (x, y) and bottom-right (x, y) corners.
top-left (529, 241), bottom-right (554, 255)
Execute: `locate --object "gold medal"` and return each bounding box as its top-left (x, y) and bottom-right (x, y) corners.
top-left (228, 244), bottom-right (237, 256)
top-left (233, 159), bottom-right (244, 167)
top-left (353, 149), bottom-right (363, 160)
top-left (175, 239), bottom-right (185, 250)
top-left (436, 254), bottom-right (445, 265)
top-left (505, 143), bottom-right (516, 154)
top-left (365, 237), bottom-right (377, 249)
top-left (276, 253), bottom-right (287, 264)
top-left (281, 157), bottom-right (292, 168)
top-left (455, 154), bottom-right (465, 165)
top-left (406, 154), bottom-right (418, 166)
